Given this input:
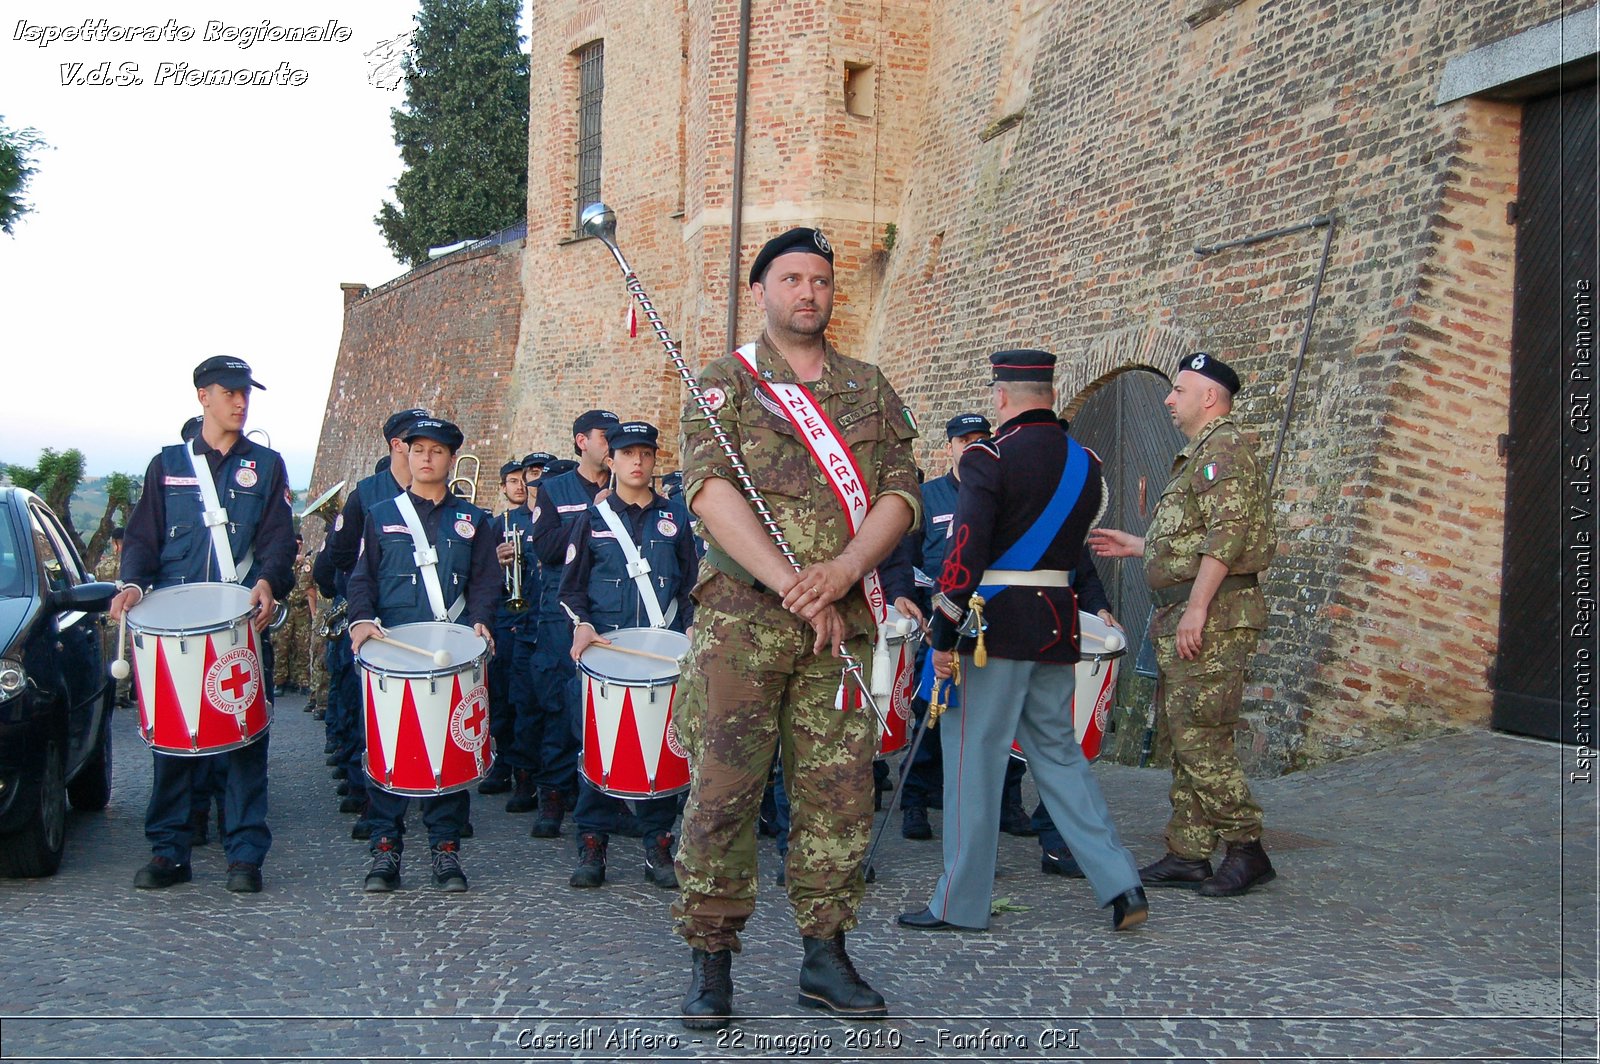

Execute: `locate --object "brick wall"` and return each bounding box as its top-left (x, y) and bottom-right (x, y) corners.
top-left (306, 239), bottom-right (524, 551)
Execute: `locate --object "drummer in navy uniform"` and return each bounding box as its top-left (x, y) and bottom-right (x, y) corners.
top-left (313, 408), bottom-right (428, 831)
top-left (479, 459), bottom-right (532, 798)
top-left (525, 410), bottom-right (621, 837)
top-left (496, 451), bottom-right (558, 813)
top-left (109, 356), bottom-right (295, 893)
top-left (346, 417), bottom-right (500, 892)
top-left (558, 421), bottom-right (696, 891)
top-left (897, 349), bottom-right (1147, 933)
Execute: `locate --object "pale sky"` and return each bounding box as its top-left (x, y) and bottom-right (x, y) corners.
top-left (0, 3), bottom-right (447, 488)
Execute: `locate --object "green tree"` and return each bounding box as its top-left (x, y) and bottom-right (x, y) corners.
top-left (376, 0), bottom-right (530, 266)
top-left (0, 116), bottom-right (46, 235)
top-left (4, 448), bottom-right (87, 552)
top-left (83, 472), bottom-right (139, 572)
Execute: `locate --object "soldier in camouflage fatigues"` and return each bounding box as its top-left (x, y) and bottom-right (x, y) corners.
top-left (306, 566), bottom-right (330, 716)
top-left (276, 549), bottom-right (313, 697)
top-left (1090, 351), bottom-right (1276, 898)
top-left (674, 227), bottom-right (919, 1029)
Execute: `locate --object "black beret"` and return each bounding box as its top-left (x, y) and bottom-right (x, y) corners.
top-left (1177, 352), bottom-right (1241, 396)
top-left (193, 356), bottom-right (264, 391)
top-left (749, 226), bottom-right (834, 286)
top-left (499, 460), bottom-right (524, 480)
top-left (383, 407), bottom-right (430, 442)
top-left (572, 409), bottom-right (621, 436)
top-left (606, 421), bottom-right (660, 450)
top-left (988, 349), bottom-right (1056, 384)
top-left (404, 417), bottom-right (465, 452)
top-left (944, 412), bottom-right (992, 439)
top-left (179, 415), bottom-right (204, 442)
top-left (521, 451), bottom-right (557, 470)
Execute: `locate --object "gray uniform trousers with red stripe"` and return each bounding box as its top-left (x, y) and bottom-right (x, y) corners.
top-left (925, 654), bottom-right (1139, 928)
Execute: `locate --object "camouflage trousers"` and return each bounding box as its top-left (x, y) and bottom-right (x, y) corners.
top-left (308, 634), bottom-right (330, 706)
top-left (671, 602), bottom-right (874, 952)
top-left (1153, 625), bottom-right (1264, 858)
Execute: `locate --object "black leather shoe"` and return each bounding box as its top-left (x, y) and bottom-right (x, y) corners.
top-left (1040, 847), bottom-right (1085, 878)
top-left (1198, 840), bottom-right (1276, 897)
top-left (226, 862), bottom-right (263, 893)
top-left (896, 907), bottom-right (962, 931)
top-left (133, 857), bottom-right (191, 890)
top-left (1139, 851), bottom-right (1214, 889)
top-left (901, 806), bottom-right (932, 840)
top-left (1111, 886), bottom-right (1148, 931)
top-left (797, 933), bottom-right (888, 1018)
top-left (999, 799), bottom-right (1036, 836)
top-left (681, 947), bottom-right (733, 1030)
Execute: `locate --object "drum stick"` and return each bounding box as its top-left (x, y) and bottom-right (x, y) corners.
top-left (585, 642), bottom-right (683, 665)
top-left (371, 634), bottom-right (452, 668)
top-left (109, 612), bottom-right (130, 680)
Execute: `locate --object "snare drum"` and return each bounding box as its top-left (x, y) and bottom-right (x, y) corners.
top-left (126, 582), bottom-right (271, 756)
top-left (1010, 610), bottom-right (1126, 763)
top-left (357, 622), bottom-right (491, 796)
top-left (874, 607), bottom-right (920, 760)
top-left (577, 627), bottom-right (691, 799)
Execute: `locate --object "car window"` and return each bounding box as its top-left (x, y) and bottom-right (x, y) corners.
top-left (29, 507), bottom-right (81, 593)
top-left (0, 511), bottom-right (24, 599)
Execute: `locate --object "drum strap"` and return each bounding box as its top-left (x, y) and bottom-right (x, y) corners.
top-left (393, 493), bottom-right (465, 623)
top-left (185, 440), bottom-right (253, 584)
top-left (592, 499), bottom-right (670, 629)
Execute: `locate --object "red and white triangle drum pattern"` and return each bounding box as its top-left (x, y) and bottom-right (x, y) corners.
top-left (363, 669), bottom-right (492, 796)
top-left (1010, 610), bottom-right (1126, 764)
top-left (581, 674), bottom-right (690, 799)
top-left (131, 616), bottom-right (270, 755)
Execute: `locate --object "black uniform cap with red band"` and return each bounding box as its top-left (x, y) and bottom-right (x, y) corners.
top-left (749, 227), bottom-right (834, 287)
top-left (1176, 351), bottom-right (1241, 395)
top-left (987, 349), bottom-right (1057, 384)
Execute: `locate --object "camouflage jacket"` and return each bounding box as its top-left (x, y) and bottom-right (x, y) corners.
top-left (1145, 415), bottom-right (1273, 636)
top-left (680, 335), bottom-right (921, 638)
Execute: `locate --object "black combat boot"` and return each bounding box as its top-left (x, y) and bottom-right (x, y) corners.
top-left (1198, 839), bottom-right (1275, 897)
top-left (570, 833), bottom-right (606, 888)
top-left (1139, 851), bottom-right (1213, 889)
top-left (505, 770), bottom-right (536, 813)
top-left (797, 933), bottom-right (888, 1018)
top-left (681, 947), bottom-right (733, 1030)
top-left (644, 831), bottom-right (678, 889)
top-left (530, 788), bottom-right (566, 838)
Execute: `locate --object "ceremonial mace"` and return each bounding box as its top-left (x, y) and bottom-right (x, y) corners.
top-left (579, 202), bottom-right (886, 730)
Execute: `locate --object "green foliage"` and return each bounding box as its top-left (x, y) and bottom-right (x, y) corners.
top-left (84, 472), bottom-right (139, 571)
top-left (376, 0), bottom-right (531, 266)
top-left (4, 448), bottom-right (87, 552)
top-left (883, 222), bottom-right (897, 253)
top-left (0, 116), bottom-right (47, 236)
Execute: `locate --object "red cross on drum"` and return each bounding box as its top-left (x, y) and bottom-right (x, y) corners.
top-left (124, 583), bottom-right (273, 755)
top-left (356, 622), bottom-right (493, 796)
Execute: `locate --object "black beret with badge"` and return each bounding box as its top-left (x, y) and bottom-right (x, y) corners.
top-left (193, 356), bottom-right (265, 391)
top-left (944, 412), bottom-right (992, 440)
top-left (1177, 351), bottom-right (1241, 395)
top-left (988, 349), bottom-right (1056, 384)
top-left (749, 226), bottom-right (834, 286)
top-left (404, 417), bottom-right (465, 452)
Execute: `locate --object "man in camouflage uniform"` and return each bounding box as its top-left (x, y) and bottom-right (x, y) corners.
top-left (305, 558), bottom-right (330, 717)
top-left (276, 538), bottom-right (312, 697)
top-left (1089, 351), bottom-right (1276, 897)
top-left (674, 227), bottom-right (919, 1029)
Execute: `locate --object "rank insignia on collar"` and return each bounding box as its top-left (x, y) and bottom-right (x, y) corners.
top-left (760, 369), bottom-right (775, 381)
top-left (846, 379), bottom-right (860, 390)
top-left (1202, 463), bottom-right (1218, 481)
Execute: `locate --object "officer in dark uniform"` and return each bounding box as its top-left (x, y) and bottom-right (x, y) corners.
top-left (897, 349), bottom-right (1146, 933)
top-left (110, 357), bottom-right (295, 893)
top-left (559, 421), bottom-right (696, 890)
top-left (346, 418), bottom-right (500, 892)
top-left (479, 459), bottom-right (532, 797)
top-left (525, 410), bottom-right (621, 836)
top-left (496, 450), bottom-right (557, 812)
top-left (313, 408), bottom-right (428, 832)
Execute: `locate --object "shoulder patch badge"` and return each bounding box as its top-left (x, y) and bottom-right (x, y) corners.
top-left (903, 407), bottom-right (918, 433)
top-left (701, 386), bottom-right (727, 414)
top-left (1202, 462), bottom-right (1219, 482)
top-left (234, 466), bottom-right (257, 488)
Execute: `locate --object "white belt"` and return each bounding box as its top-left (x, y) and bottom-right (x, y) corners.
top-left (980, 568), bottom-right (1074, 588)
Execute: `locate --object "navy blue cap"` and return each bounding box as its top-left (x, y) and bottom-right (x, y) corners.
top-left (521, 451), bottom-right (557, 471)
top-left (499, 460), bottom-right (523, 480)
top-left (606, 421), bottom-right (660, 451)
top-left (193, 356), bottom-right (264, 391)
top-left (404, 417), bottom-right (465, 452)
top-left (659, 470), bottom-right (684, 497)
top-left (179, 415), bottom-right (204, 442)
top-left (545, 458), bottom-right (579, 478)
top-left (573, 409), bottom-right (621, 436)
top-left (383, 407), bottom-right (430, 442)
top-left (944, 412), bottom-right (991, 440)
top-left (988, 349), bottom-right (1056, 384)
top-left (1177, 352), bottom-right (1241, 396)
top-left (749, 227), bottom-right (834, 286)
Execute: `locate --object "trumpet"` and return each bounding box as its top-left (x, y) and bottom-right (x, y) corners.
top-left (448, 453), bottom-right (480, 503)
top-left (318, 597), bottom-right (350, 639)
top-left (502, 510), bottom-right (528, 612)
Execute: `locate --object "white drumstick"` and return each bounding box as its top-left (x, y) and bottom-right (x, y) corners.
top-left (109, 612), bottom-right (131, 680)
top-left (372, 634), bottom-right (451, 668)
top-left (585, 642), bottom-right (682, 665)
top-left (1102, 631), bottom-right (1125, 653)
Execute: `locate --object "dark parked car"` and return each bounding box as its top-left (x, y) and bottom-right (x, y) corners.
top-left (0, 486), bottom-right (117, 876)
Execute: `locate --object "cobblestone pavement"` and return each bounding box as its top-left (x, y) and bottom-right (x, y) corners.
top-left (0, 695), bottom-right (1594, 1063)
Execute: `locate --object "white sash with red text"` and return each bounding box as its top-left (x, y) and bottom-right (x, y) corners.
top-left (732, 344), bottom-right (891, 708)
